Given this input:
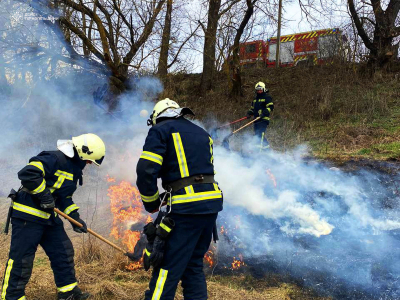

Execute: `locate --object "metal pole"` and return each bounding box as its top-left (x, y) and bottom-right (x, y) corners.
top-left (275, 0), bottom-right (282, 68)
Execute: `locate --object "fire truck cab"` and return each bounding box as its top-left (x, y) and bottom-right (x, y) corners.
top-left (239, 28), bottom-right (346, 68)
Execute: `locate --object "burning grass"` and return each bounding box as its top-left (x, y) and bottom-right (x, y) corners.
top-left (0, 200), bottom-right (328, 299)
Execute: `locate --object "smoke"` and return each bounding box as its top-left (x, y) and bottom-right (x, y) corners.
top-left (2, 1), bottom-right (400, 299)
top-left (214, 143), bottom-right (400, 299)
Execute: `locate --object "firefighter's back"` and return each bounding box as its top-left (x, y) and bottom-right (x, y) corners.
top-left (155, 117), bottom-right (223, 214)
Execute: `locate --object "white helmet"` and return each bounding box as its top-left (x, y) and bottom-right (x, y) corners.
top-left (72, 133), bottom-right (106, 166)
top-left (148, 98), bottom-right (194, 126)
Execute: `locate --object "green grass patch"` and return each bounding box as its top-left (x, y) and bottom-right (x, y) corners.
top-left (34, 257), bottom-right (47, 267)
top-left (357, 148), bottom-right (372, 155)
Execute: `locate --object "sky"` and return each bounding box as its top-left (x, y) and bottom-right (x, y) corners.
top-left (283, 0), bottom-right (349, 35)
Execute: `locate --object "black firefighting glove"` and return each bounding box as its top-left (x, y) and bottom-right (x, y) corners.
top-left (36, 189), bottom-right (55, 210)
top-left (143, 244), bottom-right (152, 271)
top-left (246, 111), bottom-right (253, 118)
top-left (149, 236), bottom-right (166, 269)
top-left (69, 211), bottom-right (88, 233)
top-left (143, 222), bottom-right (157, 271)
top-left (149, 217), bottom-right (175, 269)
top-left (144, 222), bottom-right (157, 242)
top-left (261, 109), bottom-right (270, 118)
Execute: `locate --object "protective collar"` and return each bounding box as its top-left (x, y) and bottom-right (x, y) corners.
top-left (149, 107), bottom-right (195, 126)
top-left (57, 140), bottom-right (75, 158)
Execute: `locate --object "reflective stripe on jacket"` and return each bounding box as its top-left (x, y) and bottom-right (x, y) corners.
top-left (248, 92), bottom-right (274, 122)
top-left (136, 117), bottom-right (223, 214)
top-left (14, 151), bottom-right (84, 224)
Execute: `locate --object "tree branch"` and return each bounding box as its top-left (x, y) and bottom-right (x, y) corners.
top-left (360, 16), bottom-right (376, 26)
top-left (94, 0), bottom-right (117, 62)
top-left (386, 0), bottom-right (400, 25)
top-left (59, 16), bottom-right (106, 62)
top-left (167, 23), bottom-right (201, 69)
top-left (348, 0), bottom-right (376, 51)
top-left (60, 0), bottom-right (112, 65)
top-left (197, 20), bottom-right (206, 33)
top-left (122, 0), bottom-right (165, 67)
top-left (218, 0), bottom-right (241, 18)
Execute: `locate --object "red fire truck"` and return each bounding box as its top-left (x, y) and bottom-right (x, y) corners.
top-left (239, 28), bottom-right (347, 67)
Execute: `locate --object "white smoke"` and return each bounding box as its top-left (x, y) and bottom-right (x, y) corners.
top-left (2, 1), bottom-right (400, 297)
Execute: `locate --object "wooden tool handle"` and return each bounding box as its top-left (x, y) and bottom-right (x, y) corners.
top-left (232, 117), bottom-right (260, 134)
top-left (54, 208), bottom-right (126, 254)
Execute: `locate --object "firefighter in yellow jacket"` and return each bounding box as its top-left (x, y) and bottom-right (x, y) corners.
top-left (1, 134), bottom-right (105, 300)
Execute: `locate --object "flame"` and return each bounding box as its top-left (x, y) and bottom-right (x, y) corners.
top-left (106, 175), bottom-right (116, 183)
top-left (231, 255), bottom-right (245, 270)
top-left (108, 179), bottom-right (149, 270)
top-left (146, 215), bottom-right (153, 223)
top-left (204, 249), bottom-right (215, 267)
top-left (266, 169), bottom-right (277, 187)
top-left (220, 226), bottom-right (225, 235)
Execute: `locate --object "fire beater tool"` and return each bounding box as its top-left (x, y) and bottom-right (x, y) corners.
top-left (216, 116), bottom-right (249, 129)
top-left (222, 117), bottom-right (260, 148)
top-left (210, 116), bottom-right (248, 139)
top-left (54, 208), bottom-right (137, 261)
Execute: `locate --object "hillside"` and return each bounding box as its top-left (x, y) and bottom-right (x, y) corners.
top-left (162, 64), bottom-right (400, 161)
top-left (1, 65), bottom-right (399, 300)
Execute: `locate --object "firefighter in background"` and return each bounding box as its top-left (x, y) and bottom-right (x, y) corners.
top-left (136, 98), bottom-right (223, 300)
top-left (246, 82), bottom-right (274, 149)
top-left (1, 134), bottom-right (106, 300)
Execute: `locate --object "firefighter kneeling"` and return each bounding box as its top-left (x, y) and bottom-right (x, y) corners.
top-left (137, 98), bottom-right (223, 300)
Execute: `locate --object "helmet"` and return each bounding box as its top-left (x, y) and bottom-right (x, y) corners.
top-left (148, 98), bottom-right (182, 126)
top-left (255, 82), bottom-right (266, 92)
top-left (72, 133), bottom-right (105, 166)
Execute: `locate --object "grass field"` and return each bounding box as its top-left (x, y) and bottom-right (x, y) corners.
top-left (0, 200), bottom-right (328, 300)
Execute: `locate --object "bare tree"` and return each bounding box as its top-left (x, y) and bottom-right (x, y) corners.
top-left (348, 0), bottom-right (400, 70)
top-left (229, 0), bottom-right (257, 96)
top-left (17, 0), bottom-right (166, 110)
top-left (157, 0), bottom-right (173, 78)
top-left (199, 0), bottom-right (241, 95)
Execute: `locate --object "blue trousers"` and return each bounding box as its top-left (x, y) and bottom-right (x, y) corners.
top-left (254, 121), bottom-right (269, 147)
top-left (145, 213), bottom-right (218, 300)
top-left (1, 218), bottom-right (77, 300)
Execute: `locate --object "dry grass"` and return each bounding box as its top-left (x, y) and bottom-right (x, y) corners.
top-left (0, 237), bottom-right (328, 300)
top-left (161, 64), bottom-right (400, 160)
top-left (0, 200), bottom-right (328, 300)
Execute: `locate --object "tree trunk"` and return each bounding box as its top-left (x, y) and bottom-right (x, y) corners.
top-left (230, 0), bottom-right (255, 96)
top-left (348, 0), bottom-right (400, 71)
top-left (200, 0), bottom-right (222, 95)
top-left (157, 0), bottom-right (173, 78)
top-left (368, 23), bottom-right (398, 70)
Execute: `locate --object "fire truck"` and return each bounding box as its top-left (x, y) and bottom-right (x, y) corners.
top-left (239, 28), bottom-right (347, 67)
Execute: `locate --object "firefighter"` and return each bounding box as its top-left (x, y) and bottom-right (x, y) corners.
top-left (1, 134), bottom-right (106, 300)
top-left (136, 98), bottom-right (223, 300)
top-left (246, 82), bottom-right (274, 149)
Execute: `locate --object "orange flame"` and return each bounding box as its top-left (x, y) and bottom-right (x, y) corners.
top-left (231, 255), bottom-right (245, 270)
top-left (108, 179), bottom-right (149, 270)
top-left (220, 226), bottom-right (225, 235)
top-left (204, 249), bottom-right (215, 267)
top-left (106, 175), bottom-right (116, 183)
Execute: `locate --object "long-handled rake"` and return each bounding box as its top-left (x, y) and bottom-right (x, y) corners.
top-left (210, 116), bottom-right (248, 139)
top-left (222, 117), bottom-right (260, 149)
top-left (54, 208), bottom-right (138, 261)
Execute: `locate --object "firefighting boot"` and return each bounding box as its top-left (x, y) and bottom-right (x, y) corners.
top-left (57, 286), bottom-right (91, 300)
